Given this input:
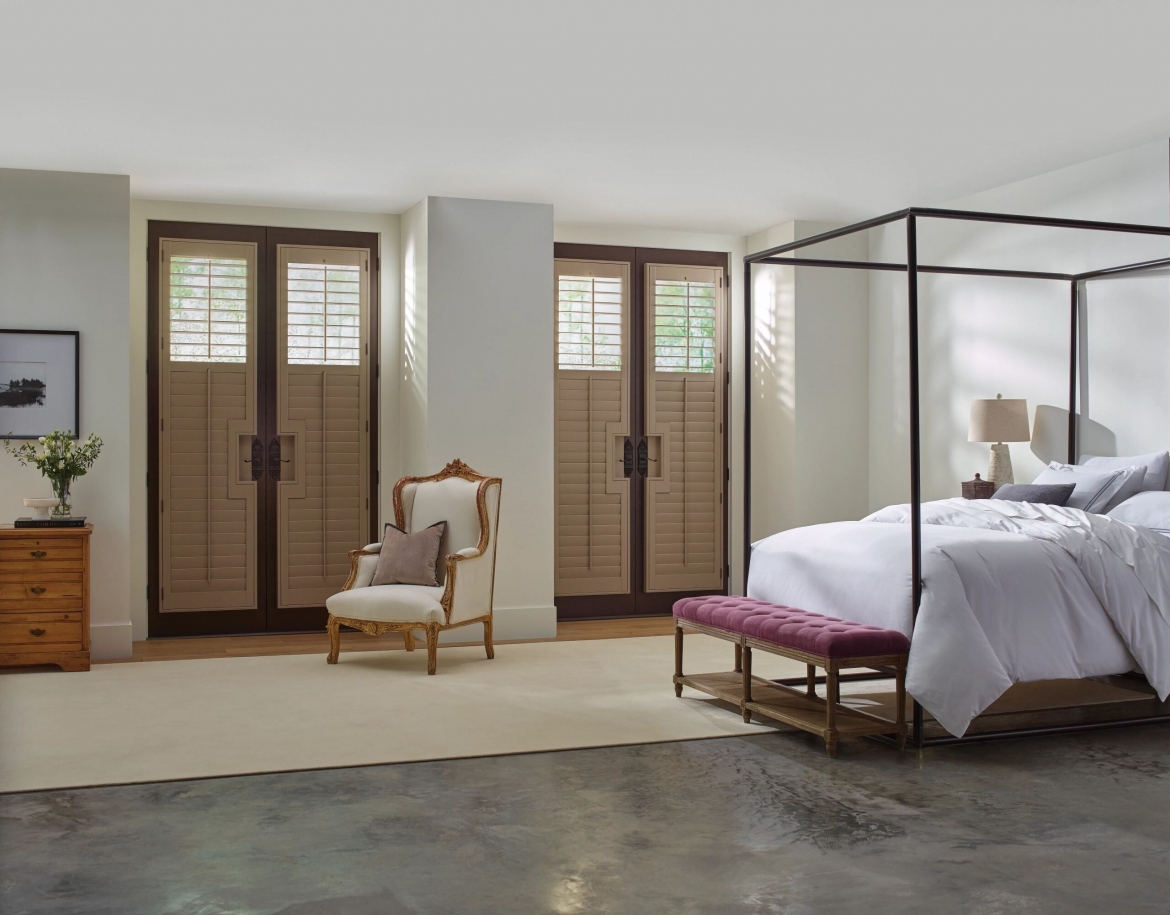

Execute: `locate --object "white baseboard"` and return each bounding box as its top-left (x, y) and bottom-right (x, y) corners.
top-left (90, 621), bottom-right (134, 660)
top-left (435, 604), bottom-right (557, 644)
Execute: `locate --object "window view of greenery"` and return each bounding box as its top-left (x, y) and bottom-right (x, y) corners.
top-left (654, 280), bottom-right (716, 372)
top-left (169, 256), bottom-right (248, 362)
top-left (557, 275), bottom-right (622, 371)
top-left (287, 263), bottom-right (361, 365)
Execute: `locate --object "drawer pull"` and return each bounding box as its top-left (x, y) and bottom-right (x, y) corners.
top-left (29, 586), bottom-right (47, 595)
top-left (30, 550), bottom-right (47, 559)
top-left (30, 628), bottom-right (46, 637)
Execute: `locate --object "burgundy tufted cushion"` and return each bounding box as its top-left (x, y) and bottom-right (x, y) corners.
top-left (673, 595), bottom-right (910, 658)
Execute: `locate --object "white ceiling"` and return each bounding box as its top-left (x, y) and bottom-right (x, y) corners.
top-left (2, 1), bottom-right (1169, 235)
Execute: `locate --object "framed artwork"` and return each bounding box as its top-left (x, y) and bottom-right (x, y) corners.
top-left (0, 330), bottom-right (80, 439)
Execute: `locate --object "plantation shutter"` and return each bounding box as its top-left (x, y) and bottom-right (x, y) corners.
top-left (159, 239), bottom-right (258, 611)
top-left (644, 263), bottom-right (725, 592)
top-left (554, 260), bottom-right (631, 596)
top-left (276, 245), bottom-right (370, 608)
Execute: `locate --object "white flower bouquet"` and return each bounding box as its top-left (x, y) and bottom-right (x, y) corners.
top-left (4, 430), bottom-right (103, 516)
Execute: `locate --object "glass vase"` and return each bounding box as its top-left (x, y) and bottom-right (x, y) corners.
top-left (50, 477), bottom-right (72, 517)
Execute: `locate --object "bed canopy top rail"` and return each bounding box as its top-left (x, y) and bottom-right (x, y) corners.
top-left (754, 256), bottom-right (1074, 282)
top-left (742, 205), bottom-right (1170, 748)
top-left (747, 205), bottom-right (1170, 264)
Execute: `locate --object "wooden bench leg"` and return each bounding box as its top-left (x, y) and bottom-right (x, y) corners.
top-left (734, 642), bottom-right (743, 673)
top-left (806, 663), bottom-right (816, 698)
top-left (825, 665), bottom-right (839, 758)
top-left (896, 659), bottom-right (908, 750)
top-left (741, 643), bottom-right (753, 723)
top-left (674, 622), bottom-right (684, 697)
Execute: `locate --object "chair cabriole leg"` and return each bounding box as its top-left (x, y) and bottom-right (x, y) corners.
top-left (403, 629), bottom-right (415, 652)
top-left (484, 616), bottom-right (494, 660)
top-left (425, 623), bottom-right (439, 675)
top-left (326, 615), bottom-right (341, 664)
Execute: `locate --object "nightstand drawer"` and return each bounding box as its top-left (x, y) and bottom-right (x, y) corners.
top-left (0, 541), bottom-right (84, 564)
top-left (0, 559), bottom-right (84, 574)
top-left (0, 580), bottom-right (85, 602)
top-left (0, 618), bottom-right (83, 649)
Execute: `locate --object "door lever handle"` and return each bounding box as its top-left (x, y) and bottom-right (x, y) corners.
top-left (244, 435), bottom-right (264, 481)
top-left (267, 436), bottom-right (286, 481)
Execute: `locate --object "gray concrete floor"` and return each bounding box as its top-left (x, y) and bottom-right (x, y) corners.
top-left (2, 728), bottom-right (1170, 915)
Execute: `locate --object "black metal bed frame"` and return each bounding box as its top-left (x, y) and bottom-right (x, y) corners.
top-left (742, 206), bottom-right (1170, 748)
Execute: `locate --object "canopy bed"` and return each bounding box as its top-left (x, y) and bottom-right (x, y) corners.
top-left (743, 206), bottom-right (1170, 748)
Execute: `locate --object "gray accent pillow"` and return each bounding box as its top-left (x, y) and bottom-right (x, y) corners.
top-left (371, 521), bottom-right (447, 587)
top-left (991, 483), bottom-right (1076, 506)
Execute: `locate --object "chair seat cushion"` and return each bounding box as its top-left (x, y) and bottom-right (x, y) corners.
top-left (673, 595), bottom-right (910, 659)
top-left (326, 584), bottom-right (445, 624)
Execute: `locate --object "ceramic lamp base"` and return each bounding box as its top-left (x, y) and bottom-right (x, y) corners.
top-left (987, 442), bottom-right (1014, 487)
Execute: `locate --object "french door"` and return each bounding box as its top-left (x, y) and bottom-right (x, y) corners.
top-left (148, 222), bottom-right (379, 637)
top-left (553, 244), bottom-right (728, 619)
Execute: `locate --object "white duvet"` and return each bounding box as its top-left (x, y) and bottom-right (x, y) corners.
top-left (747, 498), bottom-right (1170, 736)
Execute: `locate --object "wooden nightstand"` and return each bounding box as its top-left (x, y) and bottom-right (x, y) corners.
top-left (0, 524), bottom-right (92, 671)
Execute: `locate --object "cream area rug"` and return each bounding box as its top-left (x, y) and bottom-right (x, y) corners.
top-left (0, 635), bottom-right (806, 793)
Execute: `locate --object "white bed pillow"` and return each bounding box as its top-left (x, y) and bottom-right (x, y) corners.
top-left (1033, 463), bottom-right (1145, 514)
top-left (1080, 451), bottom-right (1170, 492)
top-left (1107, 491), bottom-right (1170, 535)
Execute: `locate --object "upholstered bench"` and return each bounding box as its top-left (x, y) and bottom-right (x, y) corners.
top-left (673, 595), bottom-right (910, 757)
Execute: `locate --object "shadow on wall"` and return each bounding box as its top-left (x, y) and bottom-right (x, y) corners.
top-left (1031, 404), bottom-right (1116, 464)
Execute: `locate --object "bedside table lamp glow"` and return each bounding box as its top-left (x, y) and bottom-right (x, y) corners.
top-left (969, 395), bottom-right (1030, 487)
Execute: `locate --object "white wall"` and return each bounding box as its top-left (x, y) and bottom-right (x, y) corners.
top-left (129, 199), bottom-right (401, 640)
top-left (409, 197), bottom-right (556, 639)
top-left (400, 199), bottom-right (428, 478)
top-left (745, 223), bottom-right (870, 540)
top-left (868, 141), bottom-right (1170, 510)
top-left (554, 223), bottom-right (749, 592)
top-left (0, 169), bottom-right (132, 659)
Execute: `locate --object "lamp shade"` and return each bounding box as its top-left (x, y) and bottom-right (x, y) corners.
top-left (968, 395), bottom-right (1030, 443)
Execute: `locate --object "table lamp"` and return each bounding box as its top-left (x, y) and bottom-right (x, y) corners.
top-left (968, 394), bottom-right (1030, 486)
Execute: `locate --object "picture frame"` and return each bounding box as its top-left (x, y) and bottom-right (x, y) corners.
top-left (0, 329), bottom-right (81, 439)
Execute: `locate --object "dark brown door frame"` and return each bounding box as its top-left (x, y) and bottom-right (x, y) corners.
top-left (553, 243), bottom-right (730, 621)
top-left (147, 221), bottom-right (380, 638)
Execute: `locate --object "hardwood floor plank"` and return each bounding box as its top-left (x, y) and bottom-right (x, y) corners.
top-left (100, 617), bottom-right (676, 664)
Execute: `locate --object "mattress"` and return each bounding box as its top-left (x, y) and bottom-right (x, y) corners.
top-left (747, 498), bottom-right (1170, 736)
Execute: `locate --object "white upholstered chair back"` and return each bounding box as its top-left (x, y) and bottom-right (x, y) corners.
top-left (395, 467), bottom-right (502, 624)
top-left (399, 477), bottom-right (483, 584)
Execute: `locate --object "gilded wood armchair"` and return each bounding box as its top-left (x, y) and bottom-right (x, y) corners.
top-left (325, 460), bottom-right (502, 674)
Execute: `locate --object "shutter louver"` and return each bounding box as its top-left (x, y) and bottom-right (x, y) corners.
top-left (287, 262), bottom-right (362, 365)
top-left (558, 275), bottom-right (622, 371)
top-left (169, 256), bottom-right (248, 363)
top-left (654, 279), bottom-right (716, 373)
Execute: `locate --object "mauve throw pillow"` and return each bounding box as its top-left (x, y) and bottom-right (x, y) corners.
top-left (991, 482), bottom-right (1076, 506)
top-left (371, 521), bottom-right (447, 587)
